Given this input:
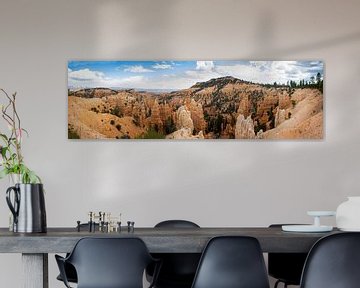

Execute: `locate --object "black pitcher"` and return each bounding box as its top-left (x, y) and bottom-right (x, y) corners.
top-left (6, 183), bottom-right (47, 233)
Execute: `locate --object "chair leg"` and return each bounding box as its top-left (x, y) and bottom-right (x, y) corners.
top-left (274, 280), bottom-right (289, 288)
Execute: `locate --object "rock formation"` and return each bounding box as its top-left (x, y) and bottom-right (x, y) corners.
top-left (165, 105), bottom-right (205, 139)
top-left (176, 106), bottom-right (194, 131)
top-left (186, 99), bottom-right (206, 133)
top-left (237, 93), bottom-right (251, 118)
top-left (275, 109), bottom-right (286, 127)
top-left (149, 99), bottom-right (163, 131)
top-left (166, 128), bottom-right (204, 139)
top-left (68, 78), bottom-right (323, 139)
top-left (235, 114), bottom-right (255, 139)
top-left (256, 129), bottom-right (264, 139)
top-left (278, 92), bottom-right (291, 109)
top-left (69, 88), bottom-right (118, 98)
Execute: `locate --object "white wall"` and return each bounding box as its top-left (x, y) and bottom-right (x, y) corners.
top-left (1, 0), bottom-right (360, 287)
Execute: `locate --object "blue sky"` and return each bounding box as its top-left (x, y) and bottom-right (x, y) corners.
top-left (68, 60), bottom-right (323, 90)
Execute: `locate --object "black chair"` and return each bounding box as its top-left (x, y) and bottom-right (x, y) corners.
top-left (56, 223), bottom-right (99, 284)
top-left (268, 224), bottom-right (308, 288)
top-left (55, 237), bottom-right (160, 288)
top-left (147, 220), bottom-right (201, 288)
top-left (56, 262), bottom-right (77, 284)
top-left (300, 232), bottom-right (360, 288)
top-left (154, 220), bottom-right (200, 229)
top-left (191, 236), bottom-right (270, 288)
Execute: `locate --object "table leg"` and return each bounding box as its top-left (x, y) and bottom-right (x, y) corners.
top-left (22, 253), bottom-right (48, 288)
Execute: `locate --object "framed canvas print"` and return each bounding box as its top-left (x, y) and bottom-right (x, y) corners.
top-left (68, 60), bottom-right (323, 140)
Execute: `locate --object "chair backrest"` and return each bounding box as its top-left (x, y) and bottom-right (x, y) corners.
top-left (268, 224), bottom-right (308, 285)
top-left (67, 237), bottom-right (154, 288)
top-left (191, 236), bottom-right (270, 288)
top-left (300, 232), bottom-right (360, 288)
top-left (155, 220), bottom-right (200, 228)
top-left (150, 220), bottom-right (201, 286)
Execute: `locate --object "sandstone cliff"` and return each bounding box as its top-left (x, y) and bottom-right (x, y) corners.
top-left (262, 89), bottom-right (323, 139)
top-left (68, 77), bottom-right (323, 140)
top-left (235, 114), bottom-right (255, 139)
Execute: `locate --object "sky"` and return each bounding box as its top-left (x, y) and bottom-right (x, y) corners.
top-left (68, 60), bottom-right (324, 91)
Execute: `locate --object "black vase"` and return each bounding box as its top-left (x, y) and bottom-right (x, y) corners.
top-left (6, 183), bottom-right (47, 233)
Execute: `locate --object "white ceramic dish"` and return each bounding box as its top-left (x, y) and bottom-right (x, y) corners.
top-left (282, 225), bottom-right (333, 233)
top-left (307, 211), bottom-right (336, 217)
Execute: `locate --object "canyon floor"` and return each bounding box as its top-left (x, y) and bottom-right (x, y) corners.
top-left (68, 76), bottom-right (323, 140)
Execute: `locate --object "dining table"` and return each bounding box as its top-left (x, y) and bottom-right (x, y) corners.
top-left (0, 226), bottom-right (339, 288)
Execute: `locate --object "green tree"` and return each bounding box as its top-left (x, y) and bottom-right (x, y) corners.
top-left (214, 114), bottom-right (223, 136)
top-left (310, 76), bottom-right (315, 84)
top-left (316, 72), bottom-right (323, 93)
top-left (164, 117), bottom-right (176, 134)
top-left (68, 127), bottom-right (80, 139)
top-left (316, 72), bottom-right (321, 84)
top-left (110, 106), bottom-right (123, 118)
top-left (137, 129), bottom-right (165, 139)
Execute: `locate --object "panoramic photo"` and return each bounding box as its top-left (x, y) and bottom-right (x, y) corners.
top-left (68, 60), bottom-right (324, 140)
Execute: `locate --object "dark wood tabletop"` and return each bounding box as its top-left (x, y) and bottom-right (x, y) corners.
top-left (0, 227), bottom-right (340, 253)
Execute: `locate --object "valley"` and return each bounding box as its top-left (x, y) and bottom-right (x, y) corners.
top-left (68, 76), bottom-right (323, 140)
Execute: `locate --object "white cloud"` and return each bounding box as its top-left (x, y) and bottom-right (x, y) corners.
top-left (152, 63), bottom-right (173, 70)
top-left (196, 61), bottom-right (215, 71)
top-left (116, 75), bottom-right (145, 85)
top-left (68, 68), bottom-right (105, 81)
top-left (174, 61), bottom-right (220, 86)
top-left (68, 61), bottom-right (323, 90)
top-left (68, 68), bottom-right (147, 89)
top-left (135, 75), bottom-right (196, 90)
top-left (185, 69), bottom-right (221, 82)
top-left (68, 68), bottom-right (112, 88)
top-left (124, 65), bottom-right (154, 73)
top-left (110, 76), bottom-right (146, 88)
top-left (213, 61), bottom-right (320, 85)
top-left (269, 61), bottom-right (313, 83)
top-left (215, 64), bottom-right (259, 81)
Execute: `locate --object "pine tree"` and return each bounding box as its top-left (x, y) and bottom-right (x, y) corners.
top-left (316, 72), bottom-right (321, 84)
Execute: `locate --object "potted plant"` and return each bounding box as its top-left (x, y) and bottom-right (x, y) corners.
top-left (0, 89), bottom-right (40, 183)
top-left (0, 88), bottom-right (46, 233)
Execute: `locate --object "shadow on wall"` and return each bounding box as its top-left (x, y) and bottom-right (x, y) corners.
top-left (252, 6), bottom-right (360, 58)
top-left (270, 31), bottom-right (360, 57)
top-left (94, 0), bottom-right (179, 58)
top-left (78, 0), bottom-right (360, 226)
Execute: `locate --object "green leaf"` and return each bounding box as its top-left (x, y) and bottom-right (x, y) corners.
top-left (21, 128), bottom-right (29, 137)
top-left (0, 133), bottom-right (8, 141)
top-left (1, 146), bottom-right (8, 158)
top-left (11, 165), bottom-right (20, 174)
top-left (10, 153), bottom-right (17, 161)
top-left (18, 164), bottom-right (41, 184)
top-left (28, 171), bottom-right (40, 184)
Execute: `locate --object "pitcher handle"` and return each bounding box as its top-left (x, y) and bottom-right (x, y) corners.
top-left (6, 186), bottom-right (20, 224)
